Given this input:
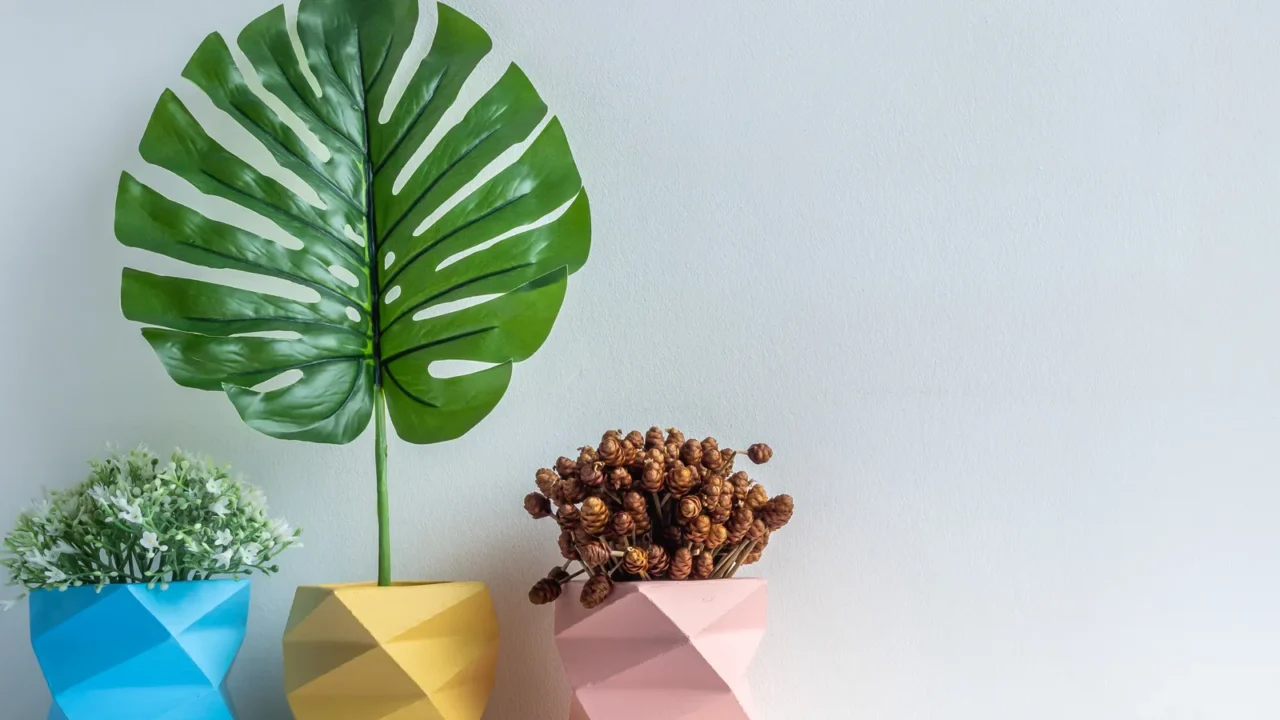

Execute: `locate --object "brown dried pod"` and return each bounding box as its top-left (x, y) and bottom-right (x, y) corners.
top-left (709, 493), bottom-right (733, 524)
top-left (667, 463), bottom-right (697, 497)
top-left (646, 544), bottom-right (670, 577)
top-left (641, 460), bottom-right (665, 493)
top-left (555, 456), bottom-right (578, 478)
top-left (644, 447), bottom-right (665, 466)
top-left (694, 550), bottom-right (715, 579)
top-left (620, 439), bottom-right (641, 466)
top-left (747, 518), bottom-right (768, 542)
top-left (664, 442), bottom-right (682, 464)
top-left (581, 497), bottom-right (611, 536)
top-left (578, 542), bottom-right (610, 568)
top-left (669, 546), bottom-right (693, 580)
top-left (608, 466), bottom-right (632, 490)
top-left (625, 430), bottom-right (646, 449)
top-left (622, 491), bottom-right (647, 516)
top-left (578, 446), bottom-right (600, 466)
top-left (581, 573), bottom-right (614, 609)
top-left (680, 439), bottom-right (703, 467)
top-left (557, 504), bottom-right (581, 530)
top-left (701, 474), bottom-right (725, 502)
top-left (719, 447), bottom-right (737, 473)
top-left (701, 437), bottom-right (719, 454)
top-left (665, 428), bottom-right (686, 446)
top-left (702, 448), bottom-right (724, 471)
top-left (663, 524), bottom-right (684, 547)
top-left (598, 435), bottom-right (623, 465)
top-left (685, 514), bottom-right (712, 544)
top-left (729, 472), bottom-right (751, 502)
top-left (748, 443), bottom-right (773, 464)
top-left (727, 507), bottom-right (754, 543)
top-left (645, 426), bottom-right (665, 450)
top-left (529, 578), bottom-right (563, 605)
top-left (677, 496), bottom-right (703, 523)
top-left (579, 463), bottom-right (605, 488)
top-left (758, 494), bottom-right (795, 531)
top-left (610, 511), bottom-right (635, 537)
top-left (706, 523), bottom-right (728, 550)
top-left (631, 510), bottom-right (652, 535)
top-left (746, 484), bottom-right (769, 511)
top-left (745, 533), bottom-right (770, 564)
top-left (524, 492), bottom-right (552, 519)
top-left (549, 566), bottom-right (572, 584)
top-left (623, 546), bottom-right (649, 576)
top-left (535, 468), bottom-right (558, 496)
top-left (558, 531), bottom-right (579, 560)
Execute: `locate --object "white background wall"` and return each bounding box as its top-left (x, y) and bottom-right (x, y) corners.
top-left (2, 1), bottom-right (1278, 718)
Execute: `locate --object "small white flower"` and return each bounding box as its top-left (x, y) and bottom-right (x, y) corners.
top-left (23, 549), bottom-right (54, 568)
top-left (239, 542), bottom-right (262, 566)
top-left (209, 498), bottom-right (230, 518)
top-left (268, 519), bottom-right (293, 541)
top-left (185, 539), bottom-right (200, 553)
top-left (139, 532), bottom-right (167, 556)
top-left (205, 478), bottom-right (223, 495)
top-left (214, 530), bottom-right (233, 547)
top-left (117, 502), bottom-right (143, 525)
top-left (45, 568), bottom-right (67, 583)
top-left (212, 548), bottom-right (234, 569)
top-left (52, 541), bottom-right (76, 556)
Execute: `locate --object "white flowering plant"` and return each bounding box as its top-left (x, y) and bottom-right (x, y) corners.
top-left (2, 446), bottom-right (300, 604)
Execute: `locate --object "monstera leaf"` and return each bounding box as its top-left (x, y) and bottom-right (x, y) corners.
top-left (116, 0), bottom-right (590, 447)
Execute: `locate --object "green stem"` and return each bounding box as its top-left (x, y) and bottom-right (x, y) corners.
top-left (375, 387), bottom-right (391, 587)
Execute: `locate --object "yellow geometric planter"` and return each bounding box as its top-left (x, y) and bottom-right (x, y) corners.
top-left (283, 582), bottom-right (500, 719)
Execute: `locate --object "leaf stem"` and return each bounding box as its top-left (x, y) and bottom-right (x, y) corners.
top-left (375, 387), bottom-right (391, 586)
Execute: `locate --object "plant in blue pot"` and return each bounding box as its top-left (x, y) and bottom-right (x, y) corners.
top-left (2, 446), bottom-right (300, 720)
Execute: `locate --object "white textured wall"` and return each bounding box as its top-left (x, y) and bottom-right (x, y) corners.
top-left (2, 1), bottom-right (1279, 718)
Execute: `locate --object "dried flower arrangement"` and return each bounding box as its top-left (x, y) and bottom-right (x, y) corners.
top-left (525, 427), bottom-right (793, 609)
top-left (1, 446), bottom-right (300, 606)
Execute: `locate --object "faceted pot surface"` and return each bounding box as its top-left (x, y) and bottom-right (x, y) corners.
top-left (283, 581), bottom-right (500, 719)
top-left (29, 580), bottom-right (251, 720)
top-left (553, 579), bottom-right (768, 720)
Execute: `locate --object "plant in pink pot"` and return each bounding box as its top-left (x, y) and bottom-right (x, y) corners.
top-left (524, 428), bottom-right (794, 720)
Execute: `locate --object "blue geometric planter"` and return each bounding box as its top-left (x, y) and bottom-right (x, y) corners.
top-left (29, 580), bottom-right (251, 720)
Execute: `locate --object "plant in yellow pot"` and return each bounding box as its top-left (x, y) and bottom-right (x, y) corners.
top-left (113, 0), bottom-right (590, 716)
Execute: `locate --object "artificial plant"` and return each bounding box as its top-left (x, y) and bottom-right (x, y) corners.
top-left (115, 0), bottom-right (590, 586)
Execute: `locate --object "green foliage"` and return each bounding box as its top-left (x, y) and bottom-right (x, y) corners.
top-left (116, 0), bottom-right (590, 446)
top-left (2, 447), bottom-right (300, 604)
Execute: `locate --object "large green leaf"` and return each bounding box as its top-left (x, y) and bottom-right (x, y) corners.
top-left (116, 0), bottom-right (590, 445)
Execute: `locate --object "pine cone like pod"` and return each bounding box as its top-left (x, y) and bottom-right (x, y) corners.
top-left (702, 448), bottom-right (724, 471)
top-left (669, 546), bottom-right (693, 580)
top-left (624, 430), bottom-right (645, 450)
top-left (609, 466), bottom-right (633, 491)
top-left (747, 518), bottom-right (768, 542)
top-left (556, 456), bottom-right (578, 478)
top-left (729, 472), bottom-right (751, 502)
top-left (702, 474), bottom-right (725, 501)
top-left (719, 447), bottom-right (737, 473)
top-left (745, 533), bottom-right (770, 564)
top-left (557, 504), bottom-right (581, 530)
top-left (748, 443), bottom-right (773, 464)
top-left (549, 566), bottom-right (572, 584)
top-left (665, 428), bottom-right (686, 446)
top-left (623, 546), bottom-right (649, 576)
top-left (701, 437), bottom-right (719, 454)
top-left (579, 463), bottom-right (605, 488)
top-left (680, 439), bottom-right (703, 467)
top-left (645, 426), bottom-right (665, 450)
top-left (529, 578), bottom-right (563, 605)
top-left (578, 446), bottom-right (599, 467)
top-left (578, 542), bottom-right (610, 568)
top-left (581, 497), bottom-right (611, 536)
top-left (758, 494), bottom-right (795, 531)
top-left (663, 524), bottom-right (684, 546)
top-left (746, 484), bottom-right (769, 511)
top-left (610, 511), bottom-right (635, 537)
top-left (598, 436), bottom-right (623, 465)
top-left (645, 544), bottom-right (670, 577)
top-left (644, 447), bottom-right (665, 466)
top-left (685, 514), bottom-right (712, 544)
top-left (641, 460), bottom-right (665, 493)
top-left (694, 550), bottom-right (715, 579)
top-left (581, 573), bottom-right (614, 609)
top-left (558, 531), bottom-right (579, 560)
top-left (620, 439), bottom-right (641, 466)
top-left (535, 468), bottom-right (558, 496)
top-left (622, 491), bottom-right (647, 516)
top-left (524, 492), bottom-right (552, 519)
top-left (667, 463), bottom-right (697, 497)
top-left (727, 507), bottom-right (754, 543)
top-left (706, 523), bottom-right (729, 550)
top-left (677, 496), bottom-right (703, 523)
top-left (664, 442), bottom-right (682, 464)
top-left (631, 510), bottom-right (652, 534)
top-left (709, 493), bottom-right (733, 524)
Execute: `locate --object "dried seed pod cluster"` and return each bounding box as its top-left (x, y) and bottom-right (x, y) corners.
top-left (524, 428), bottom-right (793, 608)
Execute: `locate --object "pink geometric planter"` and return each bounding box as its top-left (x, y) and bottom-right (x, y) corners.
top-left (554, 579), bottom-right (767, 719)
